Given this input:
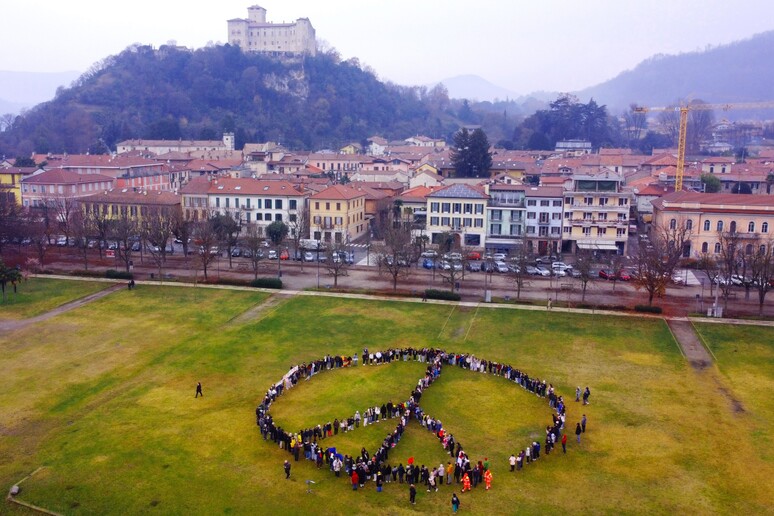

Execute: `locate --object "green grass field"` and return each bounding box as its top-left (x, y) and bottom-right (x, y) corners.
top-left (0, 277), bottom-right (110, 319)
top-left (1, 280), bottom-right (772, 514)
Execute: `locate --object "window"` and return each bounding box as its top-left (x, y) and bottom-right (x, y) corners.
top-left (761, 244), bottom-right (767, 254)
top-left (584, 197), bottom-right (593, 205)
top-left (491, 210), bottom-right (502, 221)
top-left (289, 214), bottom-right (296, 222)
top-left (597, 228), bottom-right (607, 236)
top-left (745, 244), bottom-right (753, 255)
top-left (441, 217), bottom-right (450, 226)
top-left (430, 202), bottom-right (440, 213)
top-left (463, 217), bottom-right (472, 227)
top-left (289, 199), bottom-right (297, 210)
top-left (430, 217), bottom-right (439, 226)
top-left (714, 243), bottom-right (721, 253)
top-left (729, 221), bottom-right (736, 233)
top-left (686, 219), bottom-right (693, 230)
top-left (527, 212), bottom-right (536, 219)
top-left (245, 213), bottom-right (251, 223)
top-left (527, 200), bottom-right (536, 206)
top-left (599, 198), bottom-right (608, 206)
top-left (474, 219), bottom-right (484, 228)
top-left (490, 223), bottom-right (502, 235)
top-left (266, 199), bottom-right (273, 209)
top-left (704, 220), bottom-right (711, 231)
top-left (453, 203), bottom-right (462, 214)
top-left (763, 222), bottom-right (769, 233)
top-left (511, 225), bottom-right (522, 236)
top-left (618, 198), bottom-right (628, 206)
top-left (441, 202), bottom-right (451, 213)
top-left (475, 204), bottom-right (484, 214)
top-left (701, 242), bottom-right (708, 253)
top-left (325, 202), bottom-right (330, 210)
top-left (717, 221), bottom-right (723, 231)
top-left (539, 213), bottom-right (549, 223)
top-left (246, 199), bottom-right (252, 209)
top-left (275, 200), bottom-right (283, 210)
top-left (225, 198), bottom-right (230, 208)
top-left (583, 212), bottom-right (592, 220)
top-left (748, 222), bottom-right (755, 233)
top-left (336, 202), bottom-right (341, 211)
top-left (551, 227), bottom-right (560, 235)
top-left (617, 228), bottom-right (626, 237)
top-left (583, 227), bottom-right (591, 236)
top-left (539, 227), bottom-right (548, 236)
top-left (464, 203), bottom-right (473, 214)
top-left (670, 218), bottom-right (676, 229)
top-left (216, 198), bottom-right (220, 208)
top-left (552, 213), bottom-right (561, 220)
top-left (599, 213), bottom-right (608, 221)
top-left (540, 200), bottom-right (549, 207)
top-left (256, 199), bottom-right (262, 209)
top-left (315, 202), bottom-right (319, 210)
top-left (564, 197), bottom-right (571, 205)
top-left (527, 226), bottom-right (536, 234)
top-left (553, 200), bottom-right (562, 207)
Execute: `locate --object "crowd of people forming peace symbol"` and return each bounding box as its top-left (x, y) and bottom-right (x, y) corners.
top-left (257, 347), bottom-right (590, 499)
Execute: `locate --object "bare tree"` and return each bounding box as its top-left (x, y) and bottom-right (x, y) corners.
top-left (171, 210), bottom-right (194, 259)
top-left (193, 218), bottom-right (220, 281)
top-left (696, 252), bottom-right (721, 298)
top-left (70, 208), bottom-right (93, 270)
top-left (509, 248), bottom-right (531, 300)
top-left (0, 198), bottom-right (22, 254)
top-left (632, 222), bottom-right (691, 305)
top-left (623, 104), bottom-right (647, 146)
top-left (110, 208), bottom-right (139, 272)
top-left (212, 210), bottom-right (242, 269)
top-left (288, 204), bottom-right (310, 272)
top-left (749, 238), bottom-right (774, 316)
top-left (243, 224), bottom-right (266, 280)
top-left (606, 254), bottom-right (626, 292)
top-left (43, 193), bottom-right (78, 245)
top-left (91, 206), bottom-right (112, 259)
top-left (373, 213), bottom-right (415, 291)
top-left (24, 208), bottom-right (50, 265)
top-left (716, 230), bottom-right (743, 309)
top-left (142, 207), bottom-right (175, 281)
top-left (573, 250), bottom-right (595, 302)
top-left (324, 242), bottom-right (351, 287)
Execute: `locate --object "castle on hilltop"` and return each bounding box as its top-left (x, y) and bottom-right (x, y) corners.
top-left (227, 5), bottom-right (316, 56)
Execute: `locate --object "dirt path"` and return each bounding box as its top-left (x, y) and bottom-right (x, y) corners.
top-left (228, 292), bottom-right (296, 325)
top-left (0, 283), bottom-right (124, 333)
top-left (666, 319), bottom-right (713, 369)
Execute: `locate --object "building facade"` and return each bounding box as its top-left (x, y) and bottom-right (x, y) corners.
top-left (309, 185), bottom-right (367, 244)
top-left (562, 173), bottom-right (631, 255)
top-left (484, 184), bottom-right (526, 254)
top-left (227, 6), bottom-right (316, 56)
top-left (524, 186), bottom-right (564, 256)
top-left (652, 191), bottom-right (774, 258)
top-left (426, 183), bottom-right (489, 249)
top-left (21, 170), bottom-right (114, 208)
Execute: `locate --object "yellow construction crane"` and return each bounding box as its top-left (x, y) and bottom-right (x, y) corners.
top-left (634, 101), bottom-right (774, 192)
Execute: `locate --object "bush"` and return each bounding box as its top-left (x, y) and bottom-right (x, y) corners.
top-left (635, 304), bottom-right (663, 314)
top-left (216, 277), bottom-right (251, 287)
top-left (106, 269), bottom-right (133, 280)
top-left (250, 277), bottom-right (283, 289)
top-left (70, 270), bottom-right (104, 278)
top-left (425, 289), bottom-right (461, 301)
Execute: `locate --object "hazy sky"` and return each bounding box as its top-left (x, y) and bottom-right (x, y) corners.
top-left (2, 0), bottom-right (773, 94)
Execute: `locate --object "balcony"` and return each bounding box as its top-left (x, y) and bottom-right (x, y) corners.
top-left (486, 233), bottom-right (523, 240)
top-left (569, 203), bottom-right (628, 211)
top-left (489, 199), bottom-right (526, 208)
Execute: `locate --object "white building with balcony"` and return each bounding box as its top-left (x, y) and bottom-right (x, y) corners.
top-left (484, 183), bottom-right (526, 254)
top-left (426, 183), bottom-right (489, 249)
top-left (524, 186), bottom-right (565, 257)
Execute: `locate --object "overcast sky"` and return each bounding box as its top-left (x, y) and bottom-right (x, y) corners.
top-left (2, 0), bottom-right (773, 94)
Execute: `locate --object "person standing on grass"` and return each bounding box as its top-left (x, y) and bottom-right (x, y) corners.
top-left (284, 460), bottom-right (291, 479)
top-left (351, 470), bottom-right (359, 491)
top-left (409, 483), bottom-right (417, 504)
top-left (195, 382), bottom-right (203, 398)
top-left (575, 386), bottom-right (581, 402)
top-left (562, 433), bottom-right (567, 453)
top-left (509, 453), bottom-right (516, 472)
top-left (461, 472), bottom-right (471, 492)
top-left (583, 386), bottom-right (591, 405)
top-left (484, 468), bottom-right (492, 490)
top-left (575, 422), bottom-right (582, 443)
top-left (451, 493), bottom-right (461, 512)
top-left (582, 414), bottom-right (587, 433)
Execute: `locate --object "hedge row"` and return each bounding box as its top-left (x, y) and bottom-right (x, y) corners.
top-left (424, 289), bottom-right (461, 301)
top-left (250, 278), bottom-right (283, 289)
top-left (106, 269), bottom-right (134, 280)
top-left (634, 305), bottom-right (663, 314)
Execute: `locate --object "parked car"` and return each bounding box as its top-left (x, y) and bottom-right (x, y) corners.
top-left (444, 252), bottom-right (463, 261)
top-left (131, 241), bottom-right (141, 252)
top-left (508, 264), bottom-right (521, 274)
top-left (467, 261), bottom-right (482, 272)
top-left (421, 250), bottom-right (438, 259)
top-left (495, 261), bottom-right (509, 273)
top-left (492, 253), bottom-right (507, 262)
top-left (534, 266), bottom-right (551, 277)
top-left (231, 247), bottom-right (242, 257)
top-left (438, 260), bottom-right (452, 271)
top-left (570, 269), bottom-right (582, 278)
top-left (467, 251), bottom-right (481, 260)
top-left (552, 268), bottom-right (567, 277)
top-left (525, 265), bottom-right (538, 275)
top-left (242, 249), bottom-right (253, 259)
top-left (617, 270), bottom-right (632, 281)
top-left (280, 249), bottom-right (290, 260)
top-left (481, 261), bottom-right (496, 273)
top-left (598, 269), bottom-right (613, 280)
top-left (56, 236), bottom-right (68, 246)
top-left (422, 258), bottom-right (435, 269)
top-left (303, 251), bottom-right (315, 262)
top-left (535, 255), bottom-right (558, 264)
top-left (552, 262), bottom-right (571, 271)
top-left (268, 250), bottom-right (278, 260)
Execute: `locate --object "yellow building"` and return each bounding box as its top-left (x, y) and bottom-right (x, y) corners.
top-left (562, 173), bottom-right (631, 255)
top-left (652, 191), bottom-right (774, 257)
top-left (79, 189), bottom-right (181, 221)
top-left (0, 167), bottom-right (37, 204)
top-left (309, 185), bottom-right (367, 244)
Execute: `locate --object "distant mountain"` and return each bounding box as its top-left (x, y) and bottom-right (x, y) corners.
top-left (433, 74), bottom-right (519, 102)
top-left (575, 31), bottom-right (774, 114)
top-left (0, 70), bottom-right (81, 114)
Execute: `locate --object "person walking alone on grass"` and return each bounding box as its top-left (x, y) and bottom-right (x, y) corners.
top-left (195, 382), bottom-right (203, 398)
top-left (575, 422), bottom-right (582, 443)
top-left (582, 414), bottom-right (587, 433)
top-left (409, 483), bottom-right (417, 504)
top-left (562, 433), bottom-right (567, 453)
top-left (284, 460), bottom-right (291, 479)
top-left (451, 493), bottom-right (460, 512)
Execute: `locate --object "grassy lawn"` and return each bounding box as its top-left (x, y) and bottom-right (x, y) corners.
top-left (0, 277), bottom-right (110, 319)
top-left (1, 286), bottom-right (772, 514)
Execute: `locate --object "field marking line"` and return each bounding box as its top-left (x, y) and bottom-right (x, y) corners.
top-left (437, 305), bottom-right (457, 339)
top-left (663, 319), bottom-right (686, 359)
top-left (464, 305), bottom-right (481, 342)
top-left (690, 321), bottom-right (718, 363)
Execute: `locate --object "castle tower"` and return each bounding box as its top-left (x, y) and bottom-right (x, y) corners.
top-left (247, 5), bottom-right (267, 24)
top-left (223, 132), bottom-right (235, 151)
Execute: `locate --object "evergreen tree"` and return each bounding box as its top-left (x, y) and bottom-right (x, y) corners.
top-left (450, 128), bottom-right (491, 177)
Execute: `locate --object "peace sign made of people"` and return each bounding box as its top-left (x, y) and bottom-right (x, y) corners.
top-left (256, 348), bottom-right (573, 491)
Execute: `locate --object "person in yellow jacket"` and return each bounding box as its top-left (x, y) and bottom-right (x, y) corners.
top-left (446, 462), bottom-right (454, 485)
top-left (484, 469), bottom-right (493, 490)
top-left (461, 472), bottom-right (471, 492)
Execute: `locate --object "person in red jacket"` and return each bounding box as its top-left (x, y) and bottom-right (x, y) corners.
top-left (351, 470), bottom-right (359, 491)
top-left (484, 468), bottom-right (493, 490)
top-left (461, 472), bottom-right (471, 492)
top-left (561, 433), bottom-right (567, 453)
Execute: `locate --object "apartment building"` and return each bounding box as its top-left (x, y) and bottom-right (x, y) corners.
top-left (309, 185), bottom-right (367, 244)
top-left (426, 183), bottom-right (489, 249)
top-left (484, 183), bottom-right (526, 254)
top-left (524, 186), bottom-right (564, 257)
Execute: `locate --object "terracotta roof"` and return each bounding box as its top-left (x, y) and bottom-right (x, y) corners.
top-left (643, 154), bottom-right (678, 167)
top-left (524, 186), bottom-right (564, 198)
top-left (0, 167), bottom-right (38, 176)
top-left (22, 170), bottom-right (114, 185)
top-left (635, 184), bottom-right (675, 196)
top-left (653, 191), bottom-right (774, 211)
top-left (702, 156), bottom-right (735, 164)
top-left (351, 185), bottom-right (390, 201)
top-left (82, 189), bottom-right (181, 205)
top-left (117, 138), bottom-right (225, 148)
top-left (57, 154), bottom-right (163, 168)
top-left (206, 177), bottom-right (304, 196)
top-left (398, 185), bottom-right (444, 203)
top-left (309, 184), bottom-right (367, 200)
top-left (179, 176), bottom-right (212, 195)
